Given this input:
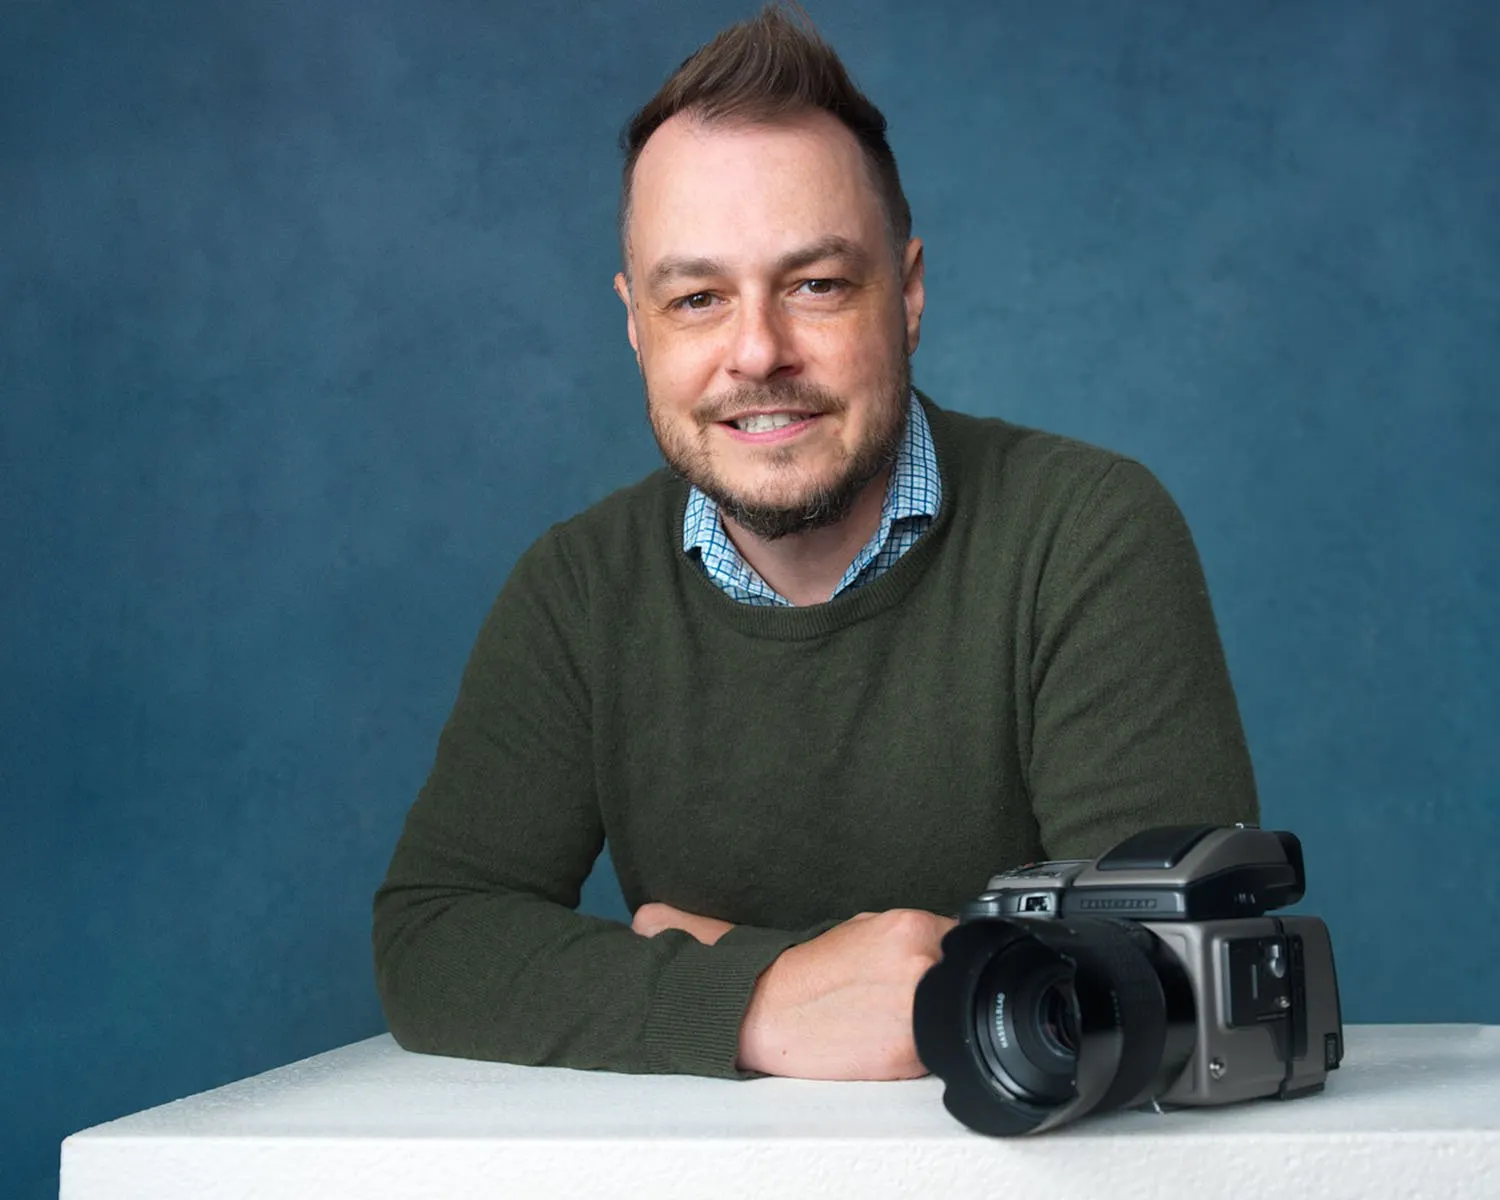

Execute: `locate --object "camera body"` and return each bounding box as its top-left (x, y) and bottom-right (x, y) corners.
top-left (913, 825), bottom-right (1344, 1135)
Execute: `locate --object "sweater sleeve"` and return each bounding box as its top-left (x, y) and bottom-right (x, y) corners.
top-left (1027, 460), bottom-right (1260, 860)
top-left (372, 529), bottom-right (807, 1076)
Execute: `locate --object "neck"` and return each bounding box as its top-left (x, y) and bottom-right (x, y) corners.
top-left (722, 465), bottom-right (893, 607)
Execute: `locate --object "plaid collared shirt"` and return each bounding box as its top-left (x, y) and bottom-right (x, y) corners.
top-left (683, 398), bottom-right (942, 606)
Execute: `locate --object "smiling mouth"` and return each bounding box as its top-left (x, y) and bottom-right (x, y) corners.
top-left (725, 412), bottom-right (816, 433)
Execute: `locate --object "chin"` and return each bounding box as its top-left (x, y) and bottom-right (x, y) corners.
top-left (716, 467), bottom-right (840, 510)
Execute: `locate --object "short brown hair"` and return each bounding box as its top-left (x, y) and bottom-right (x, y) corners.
top-left (618, 3), bottom-right (912, 269)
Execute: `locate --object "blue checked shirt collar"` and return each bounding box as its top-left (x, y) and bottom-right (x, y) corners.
top-left (683, 397), bottom-right (942, 607)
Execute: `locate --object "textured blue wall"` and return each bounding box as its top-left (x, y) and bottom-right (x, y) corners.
top-left (3, 1), bottom-right (1496, 1196)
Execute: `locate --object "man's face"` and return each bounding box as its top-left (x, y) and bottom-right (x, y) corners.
top-left (615, 110), bottom-right (925, 540)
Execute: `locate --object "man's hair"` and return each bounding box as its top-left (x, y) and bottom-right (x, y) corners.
top-left (618, 3), bottom-right (912, 271)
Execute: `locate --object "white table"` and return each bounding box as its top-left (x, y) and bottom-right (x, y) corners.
top-left (61, 1024), bottom-right (1500, 1199)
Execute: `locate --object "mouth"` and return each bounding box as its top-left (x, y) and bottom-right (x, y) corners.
top-left (720, 410), bottom-right (819, 436)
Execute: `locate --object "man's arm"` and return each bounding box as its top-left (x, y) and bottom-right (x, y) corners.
top-left (638, 902), bottom-right (957, 1079)
top-left (372, 530), bottom-right (814, 1077)
top-left (1027, 458), bottom-right (1260, 858)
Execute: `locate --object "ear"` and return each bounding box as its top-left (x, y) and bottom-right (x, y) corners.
top-left (613, 272), bottom-right (640, 354)
top-left (900, 238), bottom-right (926, 356)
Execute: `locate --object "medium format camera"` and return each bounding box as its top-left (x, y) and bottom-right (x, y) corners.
top-left (913, 824), bottom-right (1343, 1135)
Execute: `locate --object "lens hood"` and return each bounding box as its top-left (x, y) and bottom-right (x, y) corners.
top-left (913, 915), bottom-right (1195, 1136)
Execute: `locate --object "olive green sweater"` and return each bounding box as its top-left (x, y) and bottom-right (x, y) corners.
top-left (373, 398), bottom-right (1257, 1077)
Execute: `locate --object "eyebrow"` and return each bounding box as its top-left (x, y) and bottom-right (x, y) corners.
top-left (645, 235), bottom-right (872, 294)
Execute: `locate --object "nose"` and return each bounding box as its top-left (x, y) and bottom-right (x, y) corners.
top-left (724, 293), bottom-right (798, 384)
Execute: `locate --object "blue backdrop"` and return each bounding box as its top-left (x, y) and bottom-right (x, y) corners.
top-left (3, 1), bottom-right (1496, 1196)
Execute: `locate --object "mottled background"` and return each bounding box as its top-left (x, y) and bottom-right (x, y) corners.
top-left (3, 1), bottom-right (1496, 1195)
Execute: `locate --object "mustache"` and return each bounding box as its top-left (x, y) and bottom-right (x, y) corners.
top-left (693, 379), bottom-right (846, 425)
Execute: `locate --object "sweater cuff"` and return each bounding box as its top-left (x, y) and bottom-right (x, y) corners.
top-left (641, 921), bottom-right (835, 1078)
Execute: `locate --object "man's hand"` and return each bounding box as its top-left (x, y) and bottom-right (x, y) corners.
top-left (738, 909), bottom-right (956, 1081)
top-left (632, 901), bottom-right (734, 946)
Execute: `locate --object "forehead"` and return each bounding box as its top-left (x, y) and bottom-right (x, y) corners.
top-left (626, 110), bottom-right (888, 275)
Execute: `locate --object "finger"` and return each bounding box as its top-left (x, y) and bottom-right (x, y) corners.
top-left (673, 911), bottom-right (734, 946)
top-left (631, 902), bottom-right (678, 937)
top-left (632, 902), bottom-right (733, 945)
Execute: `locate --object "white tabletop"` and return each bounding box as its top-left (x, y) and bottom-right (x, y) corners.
top-left (61, 1024), bottom-right (1500, 1199)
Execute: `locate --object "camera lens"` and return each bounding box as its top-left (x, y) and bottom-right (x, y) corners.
top-left (971, 948), bottom-right (1080, 1107)
top-left (913, 916), bottom-right (1196, 1136)
top-left (1035, 979), bottom-right (1079, 1058)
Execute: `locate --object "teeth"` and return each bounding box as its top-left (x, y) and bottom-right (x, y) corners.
top-left (735, 412), bottom-right (807, 434)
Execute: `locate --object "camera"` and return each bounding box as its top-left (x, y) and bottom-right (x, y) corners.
top-left (912, 824), bottom-right (1343, 1135)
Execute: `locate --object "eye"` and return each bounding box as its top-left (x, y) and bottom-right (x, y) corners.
top-left (673, 291), bottom-right (716, 311)
top-left (798, 278), bottom-right (845, 296)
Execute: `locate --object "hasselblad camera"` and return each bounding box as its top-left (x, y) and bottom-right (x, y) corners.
top-left (912, 824), bottom-right (1344, 1135)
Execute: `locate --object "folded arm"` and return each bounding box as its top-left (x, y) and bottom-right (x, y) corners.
top-left (372, 530), bottom-right (811, 1076)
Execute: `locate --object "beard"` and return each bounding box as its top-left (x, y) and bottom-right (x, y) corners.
top-left (646, 358), bottom-right (911, 542)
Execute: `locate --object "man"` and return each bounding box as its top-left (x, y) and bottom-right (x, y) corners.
top-left (373, 4), bottom-right (1257, 1082)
